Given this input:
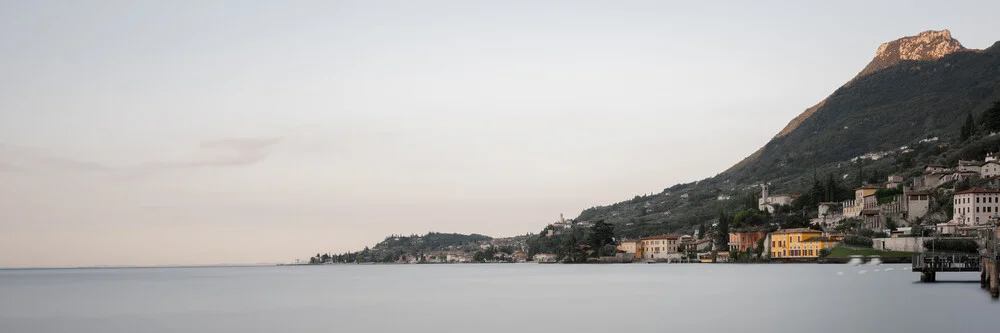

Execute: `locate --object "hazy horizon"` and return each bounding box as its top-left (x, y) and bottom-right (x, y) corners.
top-left (3, 0), bottom-right (1000, 267)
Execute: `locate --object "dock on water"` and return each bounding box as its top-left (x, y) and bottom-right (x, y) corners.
top-left (911, 225), bottom-right (1000, 298)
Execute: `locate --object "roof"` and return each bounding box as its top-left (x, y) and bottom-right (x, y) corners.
top-left (817, 202), bottom-right (839, 205)
top-left (954, 188), bottom-right (1000, 195)
top-left (859, 185), bottom-right (882, 190)
top-left (640, 235), bottom-right (679, 241)
top-left (802, 236), bottom-right (840, 243)
top-left (770, 228), bottom-right (821, 235)
top-left (959, 160), bottom-right (984, 166)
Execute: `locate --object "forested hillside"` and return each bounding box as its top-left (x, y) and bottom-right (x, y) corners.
top-left (568, 33), bottom-right (1000, 239)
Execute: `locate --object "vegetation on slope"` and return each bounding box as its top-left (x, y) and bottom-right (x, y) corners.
top-left (571, 40), bottom-right (1000, 240)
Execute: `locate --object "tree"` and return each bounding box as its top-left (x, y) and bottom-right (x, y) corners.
top-left (754, 237), bottom-right (766, 258)
top-left (697, 224), bottom-right (706, 240)
top-left (715, 211), bottom-right (731, 251)
top-left (955, 178), bottom-right (972, 192)
top-left (558, 233), bottom-right (587, 263)
top-left (981, 101), bottom-right (1000, 133)
top-left (586, 220), bottom-right (615, 252)
top-left (884, 217), bottom-right (898, 232)
top-left (961, 112), bottom-right (976, 141)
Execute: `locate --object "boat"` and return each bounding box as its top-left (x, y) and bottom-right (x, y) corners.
top-left (847, 255), bottom-right (864, 266)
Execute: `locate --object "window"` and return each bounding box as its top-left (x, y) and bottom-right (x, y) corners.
top-left (977, 207), bottom-right (980, 213)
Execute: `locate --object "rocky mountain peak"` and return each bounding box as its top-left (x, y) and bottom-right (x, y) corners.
top-left (859, 29), bottom-right (966, 77)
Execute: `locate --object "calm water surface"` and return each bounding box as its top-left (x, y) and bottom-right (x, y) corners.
top-left (1, 264), bottom-right (997, 332)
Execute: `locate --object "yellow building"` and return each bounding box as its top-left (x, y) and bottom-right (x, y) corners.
top-left (769, 228), bottom-right (837, 259)
top-left (843, 186), bottom-right (880, 217)
top-left (617, 240), bottom-right (637, 254)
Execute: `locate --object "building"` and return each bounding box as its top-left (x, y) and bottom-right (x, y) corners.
top-left (769, 228), bottom-right (823, 259)
top-left (811, 202), bottom-right (846, 228)
top-left (728, 231), bottom-right (766, 252)
top-left (925, 164), bottom-right (947, 173)
top-left (842, 186), bottom-right (881, 217)
top-left (636, 235), bottom-right (680, 260)
top-left (887, 175), bottom-right (904, 188)
top-left (958, 160), bottom-right (984, 173)
top-left (617, 240), bottom-right (637, 254)
top-left (532, 253), bottom-right (557, 263)
top-left (799, 237), bottom-right (840, 257)
top-left (983, 161), bottom-right (1000, 178)
top-left (682, 239), bottom-right (711, 252)
top-left (952, 188), bottom-right (1000, 226)
top-left (953, 170), bottom-right (980, 182)
top-left (698, 251), bottom-right (730, 263)
top-left (905, 190), bottom-right (931, 221)
top-left (758, 182), bottom-right (800, 213)
top-left (447, 253), bottom-right (473, 263)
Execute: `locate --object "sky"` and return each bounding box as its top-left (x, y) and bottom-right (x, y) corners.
top-left (2, 0), bottom-right (1000, 267)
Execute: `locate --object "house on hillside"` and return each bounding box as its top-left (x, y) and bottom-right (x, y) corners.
top-left (958, 160), bottom-right (984, 173)
top-left (987, 152), bottom-right (1000, 162)
top-left (811, 202), bottom-right (846, 229)
top-left (983, 160), bottom-right (1000, 178)
top-left (842, 185), bottom-right (881, 217)
top-left (886, 174), bottom-right (904, 189)
top-left (757, 182), bottom-right (800, 213)
top-left (925, 164), bottom-right (947, 173)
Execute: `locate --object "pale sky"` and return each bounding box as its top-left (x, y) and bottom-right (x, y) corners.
top-left (2, 0), bottom-right (999, 267)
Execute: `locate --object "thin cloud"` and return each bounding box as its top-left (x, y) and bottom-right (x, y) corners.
top-left (0, 137), bottom-right (282, 175)
top-left (0, 144), bottom-right (110, 172)
top-left (0, 162), bottom-right (22, 172)
top-left (136, 137), bottom-right (282, 171)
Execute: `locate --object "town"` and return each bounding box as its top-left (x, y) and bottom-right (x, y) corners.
top-left (304, 151), bottom-right (1000, 266)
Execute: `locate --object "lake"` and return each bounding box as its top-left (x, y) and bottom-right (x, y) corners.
top-left (1, 263), bottom-right (997, 332)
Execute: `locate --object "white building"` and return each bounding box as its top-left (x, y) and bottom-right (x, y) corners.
top-left (811, 202), bottom-right (846, 228)
top-left (983, 161), bottom-right (1000, 178)
top-left (757, 183), bottom-right (798, 213)
top-left (952, 188), bottom-right (1000, 226)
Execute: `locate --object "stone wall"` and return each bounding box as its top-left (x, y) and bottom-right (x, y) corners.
top-left (872, 237), bottom-right (930, 252)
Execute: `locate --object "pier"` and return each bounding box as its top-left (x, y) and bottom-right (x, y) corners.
top-left (911, 225), bottom-right (1000, 298)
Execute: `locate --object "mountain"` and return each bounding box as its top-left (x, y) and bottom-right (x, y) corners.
top-left (729, 30), bottom-right (975, 173)
top-left (574, 30), bottom-right (1000, 239)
